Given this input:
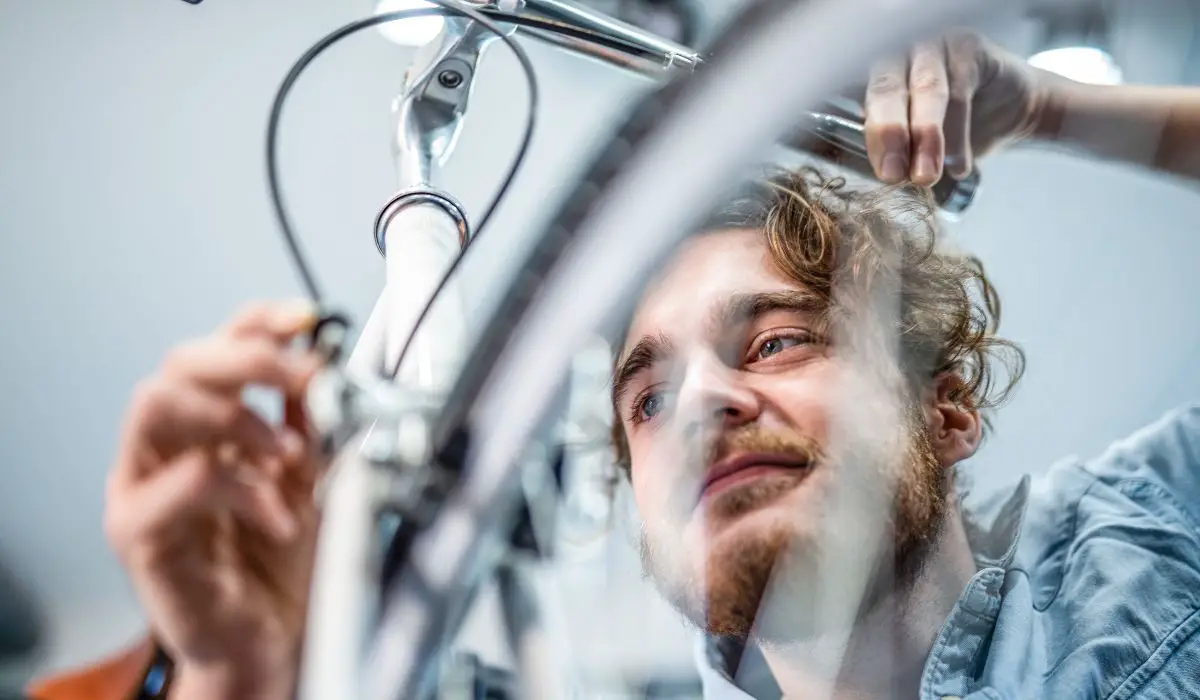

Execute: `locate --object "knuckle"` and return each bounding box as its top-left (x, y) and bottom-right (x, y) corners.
top-left (242, 342), bottom-right (291, 386)
top-left (130, 377), bottom-right (167, 417)
top-left (946, 28), bottom-right (983, 53)
top-left (161, 340), bottom-right (205, 377)
top-left (867, 73), bottom-right (906, 97)
top-left (910, 71), bottom-right (948, 97)
top-left (244, 340), bottom-right (283, 371)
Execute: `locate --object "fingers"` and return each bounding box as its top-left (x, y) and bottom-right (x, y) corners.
top-left (117, 325), bottom-right (323, 483)
top-left (124, 379), bottom-right (286, 464)
top-left (217, 466), bottom-right (299, 542)
top-left (106, 450), bottom-right (215, 554)
top-left (864, 33), bottom-right (982, 186)
top-left (107, 448), bottom-right (304, 558)
top-left (162, 336), bottom-right (321, 397)
top-left (944, 31), bottom-right (983, 179)
top-left (111, 299), bottom-right (325, 523)
top-left (907, 41), bottom-right (949, 186)
top-left (220, 300), bottom-right (319, 344)
top-left (864, 54), bottom-right (911, 183)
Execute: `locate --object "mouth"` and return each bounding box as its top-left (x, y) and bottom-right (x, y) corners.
top-left (698, 452), bottom-right (813, 503)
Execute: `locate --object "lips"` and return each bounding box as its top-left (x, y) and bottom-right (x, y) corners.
top-left (699, 452), bottom-right (811, 502)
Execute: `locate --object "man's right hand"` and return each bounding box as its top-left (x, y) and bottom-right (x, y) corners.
top-left (104, 302), bottom-right (326, 699)
top-left (863, 30), bottom-right (1047, 187)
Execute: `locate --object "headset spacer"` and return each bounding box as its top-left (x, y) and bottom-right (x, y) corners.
top-left (373, 186), bottom-right (471, 257)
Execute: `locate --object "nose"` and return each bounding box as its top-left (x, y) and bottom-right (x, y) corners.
top-left (675, 352), bottom-right (761, 434)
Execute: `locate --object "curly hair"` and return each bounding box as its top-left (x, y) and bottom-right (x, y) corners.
top-left (610, 166), bottom-right (1025, 472)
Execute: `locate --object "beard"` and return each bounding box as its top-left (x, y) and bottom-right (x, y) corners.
top-left (639, 407), bottom-right (949, 643)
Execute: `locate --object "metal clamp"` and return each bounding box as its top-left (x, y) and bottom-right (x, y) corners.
top-left (373, 186), bottom-right (472, 257)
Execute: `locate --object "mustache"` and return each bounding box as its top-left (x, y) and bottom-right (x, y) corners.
top-left (696, 424), bottom-right (825, 472)
top-left (660, 425), bottom-right (824, 517)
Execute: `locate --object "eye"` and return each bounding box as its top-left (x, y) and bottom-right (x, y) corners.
top-left (632, 387), bottom-right (671, 424)
top-left (752, 332), bottom-right (812, 360)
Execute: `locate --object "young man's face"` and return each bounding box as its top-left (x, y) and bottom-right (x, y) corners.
top-left (614, 228), bottom-right (954, 640)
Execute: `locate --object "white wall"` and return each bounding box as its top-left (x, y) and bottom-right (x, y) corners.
top-left (0, 0), bottom-right (650, 676)
top-left (3, 0), bottom-right (1200, 686)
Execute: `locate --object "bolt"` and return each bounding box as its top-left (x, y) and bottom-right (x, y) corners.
top-left (437, 70), bottom-right (463, 89)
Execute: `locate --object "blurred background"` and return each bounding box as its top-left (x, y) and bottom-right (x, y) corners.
top-left (3, 0), bottom-right (1200, 695)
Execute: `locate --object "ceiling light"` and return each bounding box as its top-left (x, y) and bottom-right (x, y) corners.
top-left (375, 0), bottom-right (445, 47)
top-left (1028, 8), bottom-right (1122, 86)
top-left (1029, 46), bottom-right (1123, 85)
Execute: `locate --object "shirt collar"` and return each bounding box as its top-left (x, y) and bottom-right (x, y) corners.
top-left (958, 473), bottom-right (1031, 571)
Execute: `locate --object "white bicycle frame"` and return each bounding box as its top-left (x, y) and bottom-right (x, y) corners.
top-left (294, 0), bottom-right (1035, 695)
top-left (300, 7), bottom-right (702, 697)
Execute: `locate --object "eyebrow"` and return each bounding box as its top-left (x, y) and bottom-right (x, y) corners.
top-left (612, 332), bottom-right (675, 410)
top-left (611, 290), bottom-right (825, 410)
top-left (712, 289), bottom-right (825, 332)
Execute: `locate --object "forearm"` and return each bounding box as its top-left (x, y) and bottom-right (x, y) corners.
top-left (1033, 71), bottom-right (1200, 181)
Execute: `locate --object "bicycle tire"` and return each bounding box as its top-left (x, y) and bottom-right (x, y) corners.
top-left (366, 0), bottom-right (1037, 697)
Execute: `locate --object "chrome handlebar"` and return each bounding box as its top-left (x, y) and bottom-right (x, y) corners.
top-left (396, 0), bottom-right (978, 213)
top-left (511, 0), bottom-right (703, 71)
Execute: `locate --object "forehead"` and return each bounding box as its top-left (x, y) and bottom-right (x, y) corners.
top-left (624, 228), bottom-right (803, 351)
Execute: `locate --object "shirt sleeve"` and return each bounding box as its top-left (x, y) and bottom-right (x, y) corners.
top-left (1086, 401), bottom-right (1200, 529)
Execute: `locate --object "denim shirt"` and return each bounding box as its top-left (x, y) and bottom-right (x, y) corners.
top-left (697, 403), bottom-right (1200, 699)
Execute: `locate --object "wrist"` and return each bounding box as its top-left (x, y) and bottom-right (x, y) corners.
top-left (171, 661), bottom-right (296, 700)
top-left (1027, 68), bottom-right (1085, 142)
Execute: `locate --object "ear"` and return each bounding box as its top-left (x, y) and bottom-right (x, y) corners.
top-left (923, 372), bottom-right (982, 467)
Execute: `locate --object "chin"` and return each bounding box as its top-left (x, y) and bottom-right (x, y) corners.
top-left (646, 474), bottom-right (825, 639)
top-left (693, 512), bottom-right (801, 639)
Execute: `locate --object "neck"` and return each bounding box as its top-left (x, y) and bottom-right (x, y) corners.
top-left (752, 508), bottom-right (976, 700)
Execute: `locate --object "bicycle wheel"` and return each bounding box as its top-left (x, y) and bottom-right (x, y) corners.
top-left (367, 0), bottom-right (1057, 697)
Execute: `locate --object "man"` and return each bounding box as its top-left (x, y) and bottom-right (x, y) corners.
top-left (30, 32), bottom-right (1200, 700)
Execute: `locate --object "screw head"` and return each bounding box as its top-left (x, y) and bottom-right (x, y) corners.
top-left (437, 70), bottom-right (463, 89)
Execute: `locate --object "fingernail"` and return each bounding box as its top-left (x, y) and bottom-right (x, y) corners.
top-left (914, 154), bottom-right (938, 184)
top-left (280, 300), bottom-right (318, 326)
top-left (880, 154), bottom-right (907, 183)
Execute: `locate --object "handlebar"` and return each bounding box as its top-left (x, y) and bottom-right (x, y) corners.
top-left (469, 0), bottom-right (979, 213)
top-left (511, 0), bottom-right (703, 71)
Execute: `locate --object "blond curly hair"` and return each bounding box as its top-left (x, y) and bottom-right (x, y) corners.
top-left (611, 166), bottom-right (1025, 472)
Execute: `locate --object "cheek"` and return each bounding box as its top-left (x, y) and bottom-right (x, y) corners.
top-left (752, 370), bottom-right (838, 440)
top-left (628, 430), bottom-right (693, 527)
top-left (629, 463), bottom-right (655, 515)
top-left (629, 437), bottom-right (669, 518)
